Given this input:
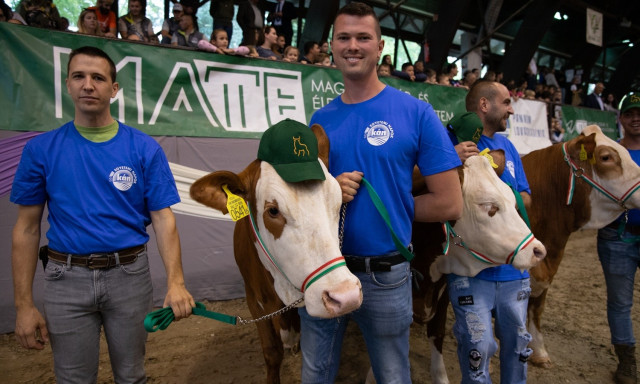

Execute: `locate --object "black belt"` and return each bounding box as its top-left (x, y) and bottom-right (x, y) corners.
top-left (344, 253), bottom-right (408, 272)
top-left (47, 245), bottom-right (146, 269)
top-left (606, 222), bottom-right (640, 236)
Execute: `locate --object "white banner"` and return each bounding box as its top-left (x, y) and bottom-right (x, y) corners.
top-left (586, 8), bottom-right (603, 47)
top-left (501, 98), bottom-right (552, 155)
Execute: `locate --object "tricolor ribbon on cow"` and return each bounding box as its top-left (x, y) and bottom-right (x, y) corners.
top-left (246, 204), bottom-right (346, 293)
top-left (562, 143), bottom-right (640, 208)
top-left (442, 222), bottom-right (536, 265)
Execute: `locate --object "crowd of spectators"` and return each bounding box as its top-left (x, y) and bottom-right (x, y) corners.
top-left (1, 0), bottom-right (338, 67)
top-left (2, 0), bottom-right (620, 111)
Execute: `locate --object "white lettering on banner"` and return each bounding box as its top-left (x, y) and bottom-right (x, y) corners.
top-left (53, 46), bottom-right (72, 119)
top-left (53, 46), bottom-right (306, 132)
top-left (418, 91), bottom-right (429, 102)
top-left (311, 79), bottom-right (344, 94)
top-left (193, 60), bottom-right (306, 131)
top-left (113, 56), bottom-right (143, 124)
top-left (435, 110), bottom-right (454, 122)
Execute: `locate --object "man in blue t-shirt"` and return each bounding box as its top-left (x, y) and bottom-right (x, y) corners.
top-left (447, 80), bottom-right (532, 384)
top-left (597, 92), bottom-right (640, 384)
top-left (299, 3), bottom-right (463, 383)
top-left (11, 46), bottom-right (194, 383)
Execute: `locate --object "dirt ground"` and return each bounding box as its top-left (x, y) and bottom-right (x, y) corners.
top-left (2, 229), bottom-right (639, 383)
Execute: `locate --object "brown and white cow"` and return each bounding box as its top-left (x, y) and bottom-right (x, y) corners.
top-left (412, 152), bottom-right (546, 384)
top-left (523, 125), bottom-right (640, 367)
top-left (189, 124), bottom-right (362, 384)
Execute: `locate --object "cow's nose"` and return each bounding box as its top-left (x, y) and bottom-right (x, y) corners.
top-left (533, 245), bottom-right (546, 261)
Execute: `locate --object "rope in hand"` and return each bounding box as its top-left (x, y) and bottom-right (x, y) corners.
top-left (144, 302), bottom-right (237, 332)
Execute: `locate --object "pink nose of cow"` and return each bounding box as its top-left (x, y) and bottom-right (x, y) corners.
top-left (322, 280), bottom-right (363, 317)
top-left (532, 242), bottom-right (546, 262)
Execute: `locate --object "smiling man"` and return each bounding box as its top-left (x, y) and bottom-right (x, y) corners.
top-left (300, 2), bottom-right (462, 383)
top-left (11, 46), bottom-right (194, 383)
top-left (597, 92), bottom-right (640, 384)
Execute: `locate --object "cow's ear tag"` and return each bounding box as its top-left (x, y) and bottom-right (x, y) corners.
top-left (589, 154), bottom-right (597, 165)
top-left (479, 148), bottom-right (499, 169)
top-left (579, 144), bottom-right (588, 161)
top-left (222, 185), bottom-right (249, 221)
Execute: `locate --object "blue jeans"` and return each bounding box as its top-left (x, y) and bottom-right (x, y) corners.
top-left (447, 275), bottom-right (532, 384)
top-left (299, 261), bottom-right (413, 384)
top-left (597, 226), bottom-right (640, 346)
top-left (43, 252), bottom-right (153, 384)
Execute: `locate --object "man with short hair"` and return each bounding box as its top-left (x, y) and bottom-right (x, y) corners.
top-left (299, 40), bottom-right (319, 64)
top-left (300, 3), bottom-right (462, 383)
top-left (584, 82), bottom-right (606, 110)
top-left (88, 0), bottom-right (116, 37)
top-left (447, 80), bottom-right (532, 384)
top-left (598, 92), bottom-right (640, 384)
top-left (160, 2), bottom-right (183, 44)
top-left (172, 13), bottom-right (205, 47)
top-left (11, 46), bottom-right (194, 383)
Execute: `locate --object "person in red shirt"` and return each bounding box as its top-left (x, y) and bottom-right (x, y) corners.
top-left (88, 0), bottom-right (116, 37)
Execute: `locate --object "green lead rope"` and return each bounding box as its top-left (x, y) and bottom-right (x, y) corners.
top-left (361, 177), bottom-right (414, 261)
top-left (144, 302), bottom-right (237, 332)
top-left (507, 183), bottom-right (531, 229)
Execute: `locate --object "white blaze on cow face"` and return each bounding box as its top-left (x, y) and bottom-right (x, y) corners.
top-left (430, 155), bottom-right (546, 280)
top-left (254, 161), bottom-right (362, 318)
top-left (581, 125), bottom-right (640, 229)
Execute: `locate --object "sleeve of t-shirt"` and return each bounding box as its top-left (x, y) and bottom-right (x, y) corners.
top-left (416, 104), bottom-right (462, 176)
top-left (10, 143), bottom-right (47, 205)
top-left (143, 145), bottom-right (181, 211)
top-left (162, 19), bottom-right (170, 32)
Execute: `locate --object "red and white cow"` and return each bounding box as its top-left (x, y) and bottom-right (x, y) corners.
top-left (523, 125), bottom-right (640, 367)
top-left (189, 124), bottom-right (362, 383)
top-left (412, 152), bottom-right (546, 384)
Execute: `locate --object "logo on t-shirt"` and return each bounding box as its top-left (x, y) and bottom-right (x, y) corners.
top-left (109, 166), bottom-right (138, 191)
top-left (364, 121), bottom-right (394, 146)
top-left (506, 160), bottom-right (516, 179)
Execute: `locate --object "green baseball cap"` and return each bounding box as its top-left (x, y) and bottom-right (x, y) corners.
top-left (257, 119), bottom-right (326, 183)
top-left (447, 112), bottom-right (484, 144)
top-left (619, 92), bottom-right (640, 113)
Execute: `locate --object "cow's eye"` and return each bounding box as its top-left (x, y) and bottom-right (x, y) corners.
top-left (601, 155), bottom-right (610, 162)
top-left (268, 207), bottom-right (280, 217)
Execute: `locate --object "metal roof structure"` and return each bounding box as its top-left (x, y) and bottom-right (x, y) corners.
top-left (296, 0), bottom-right (640, 97)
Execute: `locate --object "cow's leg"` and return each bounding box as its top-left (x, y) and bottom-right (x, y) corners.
top-left (252, 319), bottom-right (285, 384)
top-left (427, 282), bottom-right (450, 384)
top-left (528, 286), bottom-right (552, 368)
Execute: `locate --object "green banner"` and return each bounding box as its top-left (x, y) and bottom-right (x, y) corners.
top-left (0, 23), bottom-right (467, 138)
top-left (559, 105), bottom-right (618, 141)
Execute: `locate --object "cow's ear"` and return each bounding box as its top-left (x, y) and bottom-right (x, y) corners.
top-left (572, 132), bottom-right (597, 160)
top-left (190, 170), bottom-right (247, 214)
top-left (489, 149), bottom-right (506, 177)
top-left (311, 123), bottom-right (330, 168)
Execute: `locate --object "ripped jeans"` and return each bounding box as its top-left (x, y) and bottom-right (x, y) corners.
top-left (447, 275), bottom-right (532, 384)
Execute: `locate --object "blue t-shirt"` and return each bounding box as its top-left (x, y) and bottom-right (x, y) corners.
top-left (310, 86), bottom-right (461, 256)
top-left (10, 121), bottom-right (180, 254)
top-left (474, 133), bottom-right (530, 281)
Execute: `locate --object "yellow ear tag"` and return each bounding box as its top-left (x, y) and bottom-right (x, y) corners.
top-left (479, 148), bottom-right (499, 169)
top-left (222, 185), bottom-right (249, 221)
top-left (589, 154), bottom-right (597, 165)
top-left (579, 144), bottom-right (588, 161)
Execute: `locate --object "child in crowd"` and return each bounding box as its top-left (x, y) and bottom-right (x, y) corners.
top-left (198, 28), bottom-right (250, 55)
top-left (315, 52), bottom-right (331, 67)
top-left (282, 45), bottom-right (299, 62)
top-left (377, 62), bottom-right (391, 77)
top-left (77, 7), bottom-right (102, 36)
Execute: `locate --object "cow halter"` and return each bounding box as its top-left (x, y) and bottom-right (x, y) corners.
top-left (562, 142), bottom-right (640, 209)
top-left (246, 204), bottom-right (346, 293)
top-left (442, 222), bottom-right (536, 266)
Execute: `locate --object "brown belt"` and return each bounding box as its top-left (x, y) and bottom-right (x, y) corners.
top-left (606, 221), bottom-right (640, 236)
top-left (47, 245), bottom-right (146, 269)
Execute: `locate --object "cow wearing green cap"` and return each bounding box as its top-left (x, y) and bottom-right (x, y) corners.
top-left (190, 119), bottom-right (362, 384)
